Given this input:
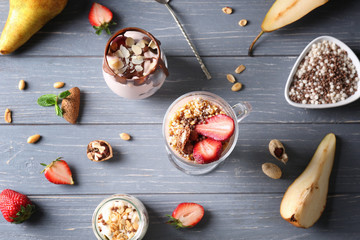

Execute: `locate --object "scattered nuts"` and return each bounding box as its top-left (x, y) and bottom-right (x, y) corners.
top-left (18, 79), bottom-right (26, 90)
top-left (53, 82), bottom-right (65, 89)
top-left (120, 133), bottom-right (131, 141)
top-left (269, 139), bottom-right (288, 164)
top-left (222, 7), bottom-right (233, 14)
top-left (4, 108), bottom-right (12, 123)
top-left (87, 140), bottom-right (113, 162)
top-left (262, 163), bottom-right (282, 179)
top-left (226, 74), bottom-right (236, 83)
top-left (231, 82), bottom-right (243, 91)
top-left (27, 134), bottom-right (41, 144)
top-left (235, 65), bottom-right (246, 74)
top-left (238, 19), bottom-right (248, 27)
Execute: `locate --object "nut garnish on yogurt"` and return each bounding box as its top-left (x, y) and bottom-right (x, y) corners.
top-left (97, 200), bottom-right (140, 240)
top-left (106, 32), bottom-right (161, 84)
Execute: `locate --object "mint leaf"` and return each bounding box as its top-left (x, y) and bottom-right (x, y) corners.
top-left (37, 94), bottom-right (57, 107)
top-left (55, 100), bottom-right (63, 117)
top-left (58, 90), bottom-right (71, 99)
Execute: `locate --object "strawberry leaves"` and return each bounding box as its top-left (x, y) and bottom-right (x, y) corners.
top-left (93, 22), bottom-right (117, 35)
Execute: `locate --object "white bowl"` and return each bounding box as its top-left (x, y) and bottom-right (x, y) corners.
top-left (284, 36), bottom-right (360, 109)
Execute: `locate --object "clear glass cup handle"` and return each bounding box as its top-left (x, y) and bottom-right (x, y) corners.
top-left (232, 102), bottom-right (252, 123)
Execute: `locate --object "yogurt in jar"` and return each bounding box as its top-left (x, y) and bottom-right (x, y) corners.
top-left (92, 194), bottom-right (149, 240)
top-left (102, 27), bottom-right (169, 99)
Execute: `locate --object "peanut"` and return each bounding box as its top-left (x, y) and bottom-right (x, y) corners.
top-left (53, 82), bottom-right (65, 89)
top-left (4, 108), bottom-right (12, 123)
top-left (235, 65), bottom-right (246, 74)
top-left (27, 134), bottom-right (41, 144)
top-left (222, 7), bottom-right (233, 14)
top-left (18, 79), bottom-right (26, 90)
top-left (231, 82), bottom-right (243, 91)
top-left (238, 19), bottom-right (248, 27)
top-left (120, 133), bottom-right (131, 141)
top-left (226, 74), bottom-right (236, 83)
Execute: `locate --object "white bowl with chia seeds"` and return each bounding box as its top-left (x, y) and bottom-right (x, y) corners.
top-left (285, 36), bottom-right (360, 108)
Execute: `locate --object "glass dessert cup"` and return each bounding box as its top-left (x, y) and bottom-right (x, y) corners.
top-left (162, 91), bottom-right (251, 175)
top-left (103, 27), bottom-right (169, 99)
top-left (92, 194), bottom-right (149, 240)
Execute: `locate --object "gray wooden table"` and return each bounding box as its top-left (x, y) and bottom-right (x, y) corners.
top-left (1, 0), bottom-right (360, 239)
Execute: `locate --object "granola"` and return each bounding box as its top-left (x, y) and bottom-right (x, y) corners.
top-left (168, 98), bottom-right (226, 161)
top-left (97, 200), bottom-right (140, 240)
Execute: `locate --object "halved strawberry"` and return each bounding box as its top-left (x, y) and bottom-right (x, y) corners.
top-left (193, 138), bottom-right (222, 164)
top-left (167, 202), bottom-right (204, 228)
top-left (41, 157), bottom-right (74, 185)
top-left (194, 114), bottom-right (235, 141)
top-left (88, 3), bottom-right (116, 35)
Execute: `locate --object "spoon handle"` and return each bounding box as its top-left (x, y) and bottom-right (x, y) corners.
top-left (165, 3), bottom-right (212, 80)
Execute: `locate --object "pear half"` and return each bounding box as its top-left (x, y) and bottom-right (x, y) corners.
top-left (0, 0), bottom-right (68, 54)
top-left (280, 133), bottom-right (336, 228)
top-left (249, 0), bottom-right (328, 55)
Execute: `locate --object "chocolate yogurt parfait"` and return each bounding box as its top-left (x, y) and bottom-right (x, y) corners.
top-left (103, 27), bottom-right (169, 99)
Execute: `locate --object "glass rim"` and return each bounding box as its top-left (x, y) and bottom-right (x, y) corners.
top-left (162, 91), bottom-right (239, 167)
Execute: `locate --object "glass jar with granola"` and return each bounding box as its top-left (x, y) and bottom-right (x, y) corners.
top-left (92, 194), bottom-right (149, 240)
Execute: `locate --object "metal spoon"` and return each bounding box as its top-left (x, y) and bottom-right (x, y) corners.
top-left (155, 0), bottom-right (212, 80)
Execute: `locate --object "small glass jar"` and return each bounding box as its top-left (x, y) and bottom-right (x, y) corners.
top-left (103, 27), bottom-right (169, 99)
top-left (163, 91), bottom-right (251, 175)
top-left (92, 194), bottom-right (149, 240)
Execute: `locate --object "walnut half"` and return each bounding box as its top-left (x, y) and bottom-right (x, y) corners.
top-left (87, 140), bottom-right (113, 162)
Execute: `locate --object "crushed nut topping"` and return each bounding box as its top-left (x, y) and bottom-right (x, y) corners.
top-left (97, 200), bottom-right (140, 240)
top-left (168, 98), bottom-right (228, 161)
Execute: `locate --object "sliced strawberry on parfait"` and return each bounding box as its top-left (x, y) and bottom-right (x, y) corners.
top-left (193, 138), bottom-right (223, 164)
top-left (195, 114), bottom-right (235, 141)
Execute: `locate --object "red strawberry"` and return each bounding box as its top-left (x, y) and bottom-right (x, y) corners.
top-left (0, 189), bottom-right (35, 223)
top-left (167, 202), bottom-right (204, 228)
top-left (41, 157), bottom-right (74, 185)
top-left (195, 114), bottom-right (235, 141)
top-left (88, 3), bottom-right (116, 35)
top-left (193, 138), bottom-right (222, 164)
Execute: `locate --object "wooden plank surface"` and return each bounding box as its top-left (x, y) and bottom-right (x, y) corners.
top-left (0, 0), bottom-right (359, 57)
top-left (0, 0), bottom-right (359, 239)
top-left (0, 194), bottom-right (359, 240)
top-left (2, 56), bottom-right (360, 125)
top-left (1, 124), bottom-right (359, 194)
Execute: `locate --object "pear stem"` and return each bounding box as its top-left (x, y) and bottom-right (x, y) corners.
top-left (248, 31), bottom-right (264, 57)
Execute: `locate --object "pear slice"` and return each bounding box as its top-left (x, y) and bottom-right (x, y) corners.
top-left (248, 0), bottom-right (328, 56)
top-left (0, 0), bottom-right (68, 54)
top-left (280, 133), bottom-right (336, 228)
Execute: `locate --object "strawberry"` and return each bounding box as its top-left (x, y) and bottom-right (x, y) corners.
top-left (194, 114), bottom-right (235, 141)
top-left (88, 3), bottom-right (116, 35)
top-left (0, 189), bottom-right (35, 224)
top-left (167, 202), bottom-right (204, 228)
top-left (193, 138), bottom-right (222, 164)
top-left (41, 157), bottom-right (74, 185)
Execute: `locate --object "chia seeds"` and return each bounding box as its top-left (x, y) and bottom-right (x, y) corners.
top-left (289, 40), bottom-right (359, 105)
